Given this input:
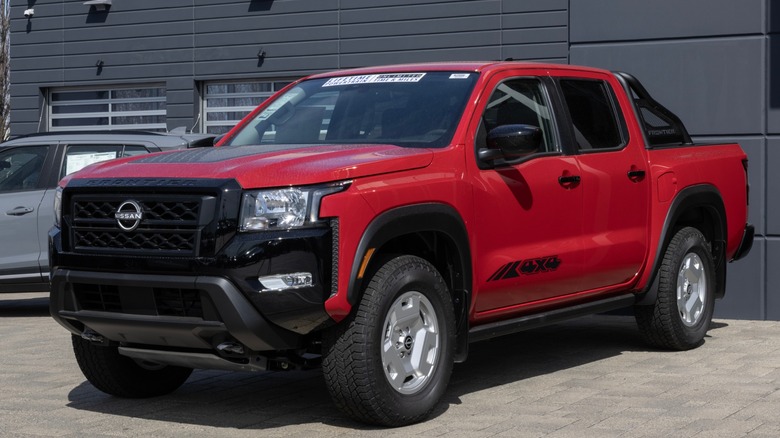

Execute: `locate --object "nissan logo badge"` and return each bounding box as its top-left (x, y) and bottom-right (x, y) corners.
top-left (115, 200), bottom-right (144, 231)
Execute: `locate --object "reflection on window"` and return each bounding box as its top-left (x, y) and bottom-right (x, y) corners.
top-left (203, 80), bottom-right (294, 135)
top-left (227, 72), bottom-right (477, 149)
top-left (479, 79), bottom-right (556, 153)
top-left (49, 85), bottom-right (167, 132)
top-left (60, 145), bottom-right (150, 178)
top-left (0, 146), bottom-right (49, 192)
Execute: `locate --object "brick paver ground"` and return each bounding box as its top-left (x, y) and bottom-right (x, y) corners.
top-left (1, 292), bottom-right (778, 437)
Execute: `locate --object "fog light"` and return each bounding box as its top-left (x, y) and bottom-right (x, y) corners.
top-left (258, 272), bottom-right (313, 291)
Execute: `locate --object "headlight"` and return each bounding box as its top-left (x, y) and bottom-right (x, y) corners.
top-left (53, 187), bottom-right (63, 228)
top-left (240, 183), bottom-right (348, 231)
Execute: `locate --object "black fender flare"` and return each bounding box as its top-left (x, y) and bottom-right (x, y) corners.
top-left (347, 203), bottom-right (472, 361)
top-left (638, 184), bottom-right (727, 305)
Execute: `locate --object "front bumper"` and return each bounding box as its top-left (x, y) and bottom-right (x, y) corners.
top-left (49, 222), bottom-right (337, 356)
top-left (50, 271), bottom-right (301, 352)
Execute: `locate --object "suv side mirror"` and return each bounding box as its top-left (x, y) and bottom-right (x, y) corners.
top-left (480, 124), bottom-right (542, 163)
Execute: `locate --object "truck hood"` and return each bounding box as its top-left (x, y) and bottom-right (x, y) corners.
top-left (65, 144), bottom-right (434, 188)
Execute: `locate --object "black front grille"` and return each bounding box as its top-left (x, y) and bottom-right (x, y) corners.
top-left (69, 195), bottom-right (206, 255)
top-left (74, 283), bottom-right (204, 318)
top-left (73, 229), bottom-right (197, 252)
top-left (74, 200), bottom-right (200, 222)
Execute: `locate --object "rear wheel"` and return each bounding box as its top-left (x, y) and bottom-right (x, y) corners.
top-left (72, 335), bottom-right (193, 398)
top-left (635, 227), bottom-right (716, 350)
top-left (322, 255), bottom-right (455, 426)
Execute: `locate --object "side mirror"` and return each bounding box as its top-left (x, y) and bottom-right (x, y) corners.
top-left (488, 124), bottom-right (541, 157)
top-left (478, 124), bottom-right (542, 165)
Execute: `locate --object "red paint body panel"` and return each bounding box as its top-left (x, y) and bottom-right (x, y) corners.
top-left (61, 62), bottom-right (751, 328)
top-left (635, 144), bottom-right (748, 291)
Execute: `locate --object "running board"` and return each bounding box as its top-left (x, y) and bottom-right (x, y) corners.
top-left (469, 294), bottom-right (637, 343)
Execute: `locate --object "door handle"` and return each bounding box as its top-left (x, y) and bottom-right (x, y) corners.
top-left (6, 206), bottom-right (34, 216)
top-left (558, 175), bottom-right (581, 186)
top-left (627, 169), bottom-right (646, 181)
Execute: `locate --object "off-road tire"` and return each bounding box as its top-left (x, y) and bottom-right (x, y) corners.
top-left (72, 335), bottom-right (193, 398)
top-left (322, 255), bottom-right (455, 426)
top-left (635, 227), bottom-right (716, 350)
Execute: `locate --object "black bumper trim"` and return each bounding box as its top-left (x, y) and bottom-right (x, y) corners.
top-left (50, 269), bottom-right (302, 352)
top-left (732, 223), bottom-right (754, 262)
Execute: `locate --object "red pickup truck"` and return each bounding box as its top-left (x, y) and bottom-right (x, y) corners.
top-left (49, 62), bottom-right (752, 426)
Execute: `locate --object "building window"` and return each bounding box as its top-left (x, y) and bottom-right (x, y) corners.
top-left (202, 80), bottom-right (294, 135)
top-left (48, 85), bottom-right (167, 132)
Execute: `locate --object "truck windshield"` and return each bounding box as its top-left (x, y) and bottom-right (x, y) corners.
top-left (225, 71), bottom-right (478, 149)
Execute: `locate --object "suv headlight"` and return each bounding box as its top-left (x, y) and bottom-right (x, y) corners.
top-left (240, 183), bottom-right (348, 231)
top-left (53, 187), bottom-right (63, 228)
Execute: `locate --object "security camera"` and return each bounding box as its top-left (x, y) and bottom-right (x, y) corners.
top-left (23, 8), bottom-right (34, 18)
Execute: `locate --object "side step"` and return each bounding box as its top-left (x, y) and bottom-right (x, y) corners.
top-left (469, 294), bottom-right (637, 343)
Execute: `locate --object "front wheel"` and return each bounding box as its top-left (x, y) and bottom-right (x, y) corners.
top-left (72, 335), bottom-right (193, 398)
top-left (635, 227), bottom-right (716, 350)
top-left (322, 255), bottom-right (455, 426)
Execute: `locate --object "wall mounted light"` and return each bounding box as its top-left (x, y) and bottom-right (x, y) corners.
top-left (84, 0), bottom-right (112, 11)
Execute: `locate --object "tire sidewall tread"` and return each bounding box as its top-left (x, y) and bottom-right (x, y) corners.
top-left (635, 227), bottom-right (716, 351)
top-left (322, 255), bottom-right (455, 426)
top-left (72, 335), bottom-right (193, 398)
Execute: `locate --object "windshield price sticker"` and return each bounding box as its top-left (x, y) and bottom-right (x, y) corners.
top-left (323, 73), bottom-right (426, 87)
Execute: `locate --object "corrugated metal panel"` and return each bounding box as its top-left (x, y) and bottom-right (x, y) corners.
top-left (10, 0), bottom-right (569, 134)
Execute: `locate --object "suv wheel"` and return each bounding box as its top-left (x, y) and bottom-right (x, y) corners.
top-left (322, 255), bottom-right (455, 426)
top-left (635, 227), bottom-right (716, 350)
top-left (72, 334), bottom-right (193, 398)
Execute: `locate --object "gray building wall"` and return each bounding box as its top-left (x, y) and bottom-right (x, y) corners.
top-left (7, 0), bottom-right (775, 319)
top-left (569, 0), bottom-right (773, 320)
top-left (9, 0), bottom-right (568, 133)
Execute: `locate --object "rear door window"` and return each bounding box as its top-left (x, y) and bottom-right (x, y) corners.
top-left (559, 79), bottom-right (625, 151)
top-left (0, 146), bottom-right (51, 192)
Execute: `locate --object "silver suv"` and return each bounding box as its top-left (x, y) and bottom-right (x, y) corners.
top-left (0, 131), bottom-right (214, 293)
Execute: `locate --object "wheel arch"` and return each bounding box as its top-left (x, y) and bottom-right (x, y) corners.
top-left (347, 203), bottom-right (472, 361)
top-left (638, 184), bottom-right (728, 304)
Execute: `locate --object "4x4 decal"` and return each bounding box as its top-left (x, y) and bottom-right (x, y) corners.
top-left (488, 256), bottom-right (562, 282)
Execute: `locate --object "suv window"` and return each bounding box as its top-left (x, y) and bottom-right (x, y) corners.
top-left (0, 146), bottom-right (50, 192)
top-left (479, 78), bottom-right (556, 153)
top-left (61, 144), bottom-right (150, 178)
top-left (560, 80), bottom-right (624, 150)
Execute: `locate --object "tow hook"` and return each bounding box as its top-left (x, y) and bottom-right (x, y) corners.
top-left (81, 329), bottom-right (105, 344)
top-left (216, 342), bottom-right (245, 356)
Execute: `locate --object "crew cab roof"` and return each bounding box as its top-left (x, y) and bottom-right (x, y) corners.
top-left (305, 61), bottom-right (612, 79)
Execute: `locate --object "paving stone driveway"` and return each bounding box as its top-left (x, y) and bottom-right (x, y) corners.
top-left (1, 293), bottom-right (779, 437)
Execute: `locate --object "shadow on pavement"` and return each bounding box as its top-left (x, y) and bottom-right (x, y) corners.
top-left (63, 314), bottom-right (677, 430)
